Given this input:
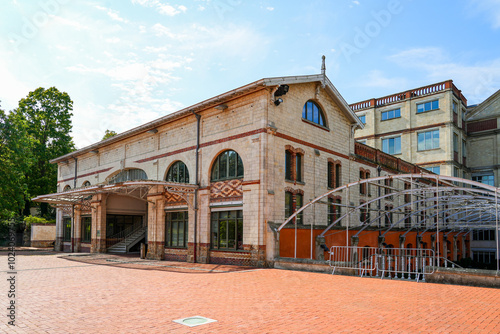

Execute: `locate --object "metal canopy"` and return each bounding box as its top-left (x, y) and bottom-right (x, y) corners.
top-left (32, 180), bottom-right (198, 211)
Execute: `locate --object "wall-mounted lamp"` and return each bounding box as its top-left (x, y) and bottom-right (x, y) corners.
top-left (274, 98), bottom-right (283, 106)
top-left (274, 85), bottom-right (289, 97)
top-left (215, 104), bottom-right (228, 110)
top-left (147, 129), bottom-right (158, 134)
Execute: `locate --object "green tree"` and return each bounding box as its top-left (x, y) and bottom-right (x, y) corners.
top-left (13, 87), bottom-right (75, 217)
top-left (0, 106), bottom-right (31, 218)
top-left (102, 129), bottom-right (117, 140)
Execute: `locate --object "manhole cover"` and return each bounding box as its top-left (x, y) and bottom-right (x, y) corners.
top-left (173, 316), bottom-right (217, 327)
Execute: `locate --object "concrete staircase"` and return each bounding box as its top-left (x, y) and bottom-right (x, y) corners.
top-left (107, 226), bottom-right (147, 254)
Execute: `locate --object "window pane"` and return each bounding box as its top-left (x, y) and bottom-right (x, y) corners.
top-left (382, 139), bottom-right (388, 153)
top-left (237, 155), bottom-right (244, 177)
top-left (296, 154), bottom-right (302, 182)
top-left (228, 150), bottom-right (236, 178)
top-left (417, 104), bottom-right (424, 113)
top-left (425, 131), bottom-right (431, 150)
top-left (418, 133), bottom-right (424, 151)
top-left (395, 137), bottom-right (401, 154)
top-left (178, 221), bottom-right (184, 247)
top-left (382, 112), bottom-right (387, 121)
top-left (211, 160), bottom-right (219, 180)
top-left (433, 130), bottom-right (439, 148)
top-left (219, 220), bottom-right (227, 248)
top-left (228, 219), bottom-right (236, 248)
top-left (388, 110), bottom-right (393, 119)
top-left (395, 109), bottom-right (401, 118)
top-left (219, 152), bottom-right (227, 179)
top-left (306, 102), bottom-right (312, 120)
top-left (313, 104), bottom-right (319, 123)
top-left (237, 219), bottom-right (243, 250)
top-left (285, 151), bottom-right (292, 180)
top-left (171, 221), bottom-right (178, 246)
top-left (432, 100), bottom-right (439, 109)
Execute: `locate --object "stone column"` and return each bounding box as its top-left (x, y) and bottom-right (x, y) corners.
top-left (91, 193), bottom-right (107, 253)
top-left (73, 205), bottom-right (82, 253)
top-left (442, 235), bottom-right (448, 264)
top-left (462, 236), bottom-right (467, 259)
top-left (146, 186), bottom-right (165, 260)
top-left (55, 208), bottom-right (64, 251)
top-left (351, 236), bottom-right (359, 263)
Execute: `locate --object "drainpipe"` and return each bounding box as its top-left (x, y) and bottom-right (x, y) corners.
top-left (191, 111), bottom-right (201, 263)
top-left (72, 157), bottom-right (77, 252)
top-left (73, 157), bottom-right (78, 188)
top-left (377, 165), bottom-right (381, 236)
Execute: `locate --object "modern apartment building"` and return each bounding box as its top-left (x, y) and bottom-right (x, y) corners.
top-left (350, 80), bottom-right (468, 179)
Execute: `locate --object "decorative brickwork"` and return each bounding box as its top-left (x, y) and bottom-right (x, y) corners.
top-left (164, 248), bottom-right (188, 262)
top-left (165, 192), bottom-right (186, 206)
top-left (210, 179), bottom-right (243, 203)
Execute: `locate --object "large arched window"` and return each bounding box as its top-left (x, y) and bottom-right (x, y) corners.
top-left (108, 168), bottom-right (147, 184)
top-left (211, 150), bottom-right (244, 181)
top-left (302, 100), bottom-right (326, 127)
top-left (166, 161), bottom-right (190, 183)
top-left (82, 181), bottom-right (91, 187)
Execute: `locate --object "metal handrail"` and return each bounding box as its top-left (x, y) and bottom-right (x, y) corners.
top-left (106, 223), bottom-right (143, 248)
top-left (436, 257), bottom-right (463, 269)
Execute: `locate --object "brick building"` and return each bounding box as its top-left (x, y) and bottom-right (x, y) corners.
top-left (34, 71), bottom-right (472, 267)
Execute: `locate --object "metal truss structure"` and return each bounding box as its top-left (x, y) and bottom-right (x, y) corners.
top-left (277, 174), bottom-right (500, 270)
top-left (32, 180), bottom-right (198, 213)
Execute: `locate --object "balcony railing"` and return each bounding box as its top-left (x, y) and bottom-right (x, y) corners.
top-left (349, 80), bottom-right (467, 111)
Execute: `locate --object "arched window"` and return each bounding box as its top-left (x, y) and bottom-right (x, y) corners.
top-left (211, 150), bottom-right (244, 181)
top-left (108, 168), bottom-right (147, 184)
top-left (63, 185), bottom-right (71, 191)
top-left (302, 100), bottom-right (326, 127)
top-left (82, 181), bottom-right (91, 187)
top-left (166, 161), bottom-right (190, 183)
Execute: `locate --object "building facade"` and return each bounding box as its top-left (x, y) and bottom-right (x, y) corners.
top-left (351, 80), bottom-right (468, 178)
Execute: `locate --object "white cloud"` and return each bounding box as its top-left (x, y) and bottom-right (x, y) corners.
top-left (266, 7), bottom-right (274, 11)
top-left (352, 1), bottom-right (360, 5)
top-left (48, 14), bottom-right (89, 31)
top-left (359, 70), bottom-right (408, 90)
top-left (388, 47), bottom-right (500, 104)
top-left (151, 23), bottom-right (185, 39)
top-left (131, 0), bottom-right (188, 16)
top-left (468, 0), bottom-right (500, 29)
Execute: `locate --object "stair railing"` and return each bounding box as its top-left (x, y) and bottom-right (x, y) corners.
top-left (106, 223), bottom-right (143, 249)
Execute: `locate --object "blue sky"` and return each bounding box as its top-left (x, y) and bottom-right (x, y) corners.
top-left (1, 0), bottom-right (499, 148)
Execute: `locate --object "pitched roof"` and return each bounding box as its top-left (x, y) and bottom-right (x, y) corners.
top-left (51, 74), bottom-right (363, 163)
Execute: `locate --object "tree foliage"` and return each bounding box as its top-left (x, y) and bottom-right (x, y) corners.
top-left (102, 129), bottom-right (117, 140)
top-left (0, 106), bottom-right (31, 218)
top-left (11, 87), bottom-right (76, 216)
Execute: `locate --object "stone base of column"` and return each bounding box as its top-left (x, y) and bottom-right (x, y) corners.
top-left (54, 237), bottom-right (63, 252)
top-left (146, 241), bottom-right (165, 260)
top-left (91, 238), bottom-right (107, 253)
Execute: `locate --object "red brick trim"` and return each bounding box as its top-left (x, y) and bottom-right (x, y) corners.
top-left (467, 119), bottom-right (497, 133)
top-left (58, 167), bottom-right (114, 183)
top-left (135, 128), bottom-right (267, 163)
top-left (417, 161), bottom-right (447, 167)
top-left (242, 180), bottom-right (260, 186)
top-left (276, 132), bottom-right (349, 160)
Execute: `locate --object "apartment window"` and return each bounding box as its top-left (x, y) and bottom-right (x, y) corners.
top-left (404, 208), bottom-right (411, 229)
top-left (166, 161), bottom-right (190, 184)
top-left (211, 150), bottom-right (244, 181)
top-left (417, 129), bottom-right (439, 151)
top-left (453, 167), bottom-right (460, 178)
top-left (82, 181), bottom-right (91, 187)
top-left (453, 133), bottom-right (459, 153)
top-left (109, 168), bottom-right (147, 184)
top-left (452, 101), bottom-right (458, 114)
top-left (81, 217), bottom-right (91, 243)
top-left (211, 210), bottom-right (243, 250)
top-left (359, 169), bottom-right (370, 195)
top-left (328, 160), bottom-right (342, 189)
top-left (285, 148), bottom-right (303, 183)
top-left (382, 136), bottom-right (401, 155)
top-left (360, 202), bottom-right (370, 225)
top-left (166, 211), bottom-right (188, 248)
top-left (384, 205), bottom-right (393, 228)
top-left (359, 115), bottom-right (366, 124)
top-left (285, 190), bottom-right (303, 224)
top-left (328, 197), bottom-right (342, 225)
top-left (417, 99), bottom-right (439, 113)
top-left (384, 178), bottom-right (393, 200)
top-left (63, 217), bottom-right (71, 242)
top-left (404, 182), bottom-right (411, 203)
top-left (472, 172), bottom-right (494, 187)
top-left (472, 230), bottom-right (496, 241)
top-left (302, 100), bottom-right (326, 127)
top-left (381, 108), bottom-right (401, 121)
top-left (425, 166), bottom-right (441, 175)
top-left (473, 251), bottom-right (495, 265)
top-left (462, 140), bottom-right (466, 158)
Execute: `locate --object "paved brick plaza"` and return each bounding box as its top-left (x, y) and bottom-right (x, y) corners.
top-left (1, 253), bottom-right (499, 333)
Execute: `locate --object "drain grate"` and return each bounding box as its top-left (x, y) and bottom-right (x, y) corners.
top-left (173, 316), bottom-right (217, 327)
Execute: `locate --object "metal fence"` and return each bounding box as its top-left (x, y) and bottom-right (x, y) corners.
top-left (329, 246), bottom-right (436, 282)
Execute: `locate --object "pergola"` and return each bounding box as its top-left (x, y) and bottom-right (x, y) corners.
top-left (277, 174), bottom-right (500, 271)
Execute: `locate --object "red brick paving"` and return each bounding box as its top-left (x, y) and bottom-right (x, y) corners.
top-left (1, 253), bottom-right (500, 333)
